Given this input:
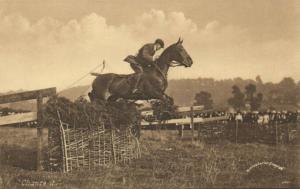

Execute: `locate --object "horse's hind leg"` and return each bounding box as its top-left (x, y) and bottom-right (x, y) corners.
top-left (89, 88), bottom-right (104, 102)
top-left (88, 90), bottom-right (95, 102)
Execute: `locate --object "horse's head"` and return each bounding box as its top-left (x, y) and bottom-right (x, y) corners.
top-left (164, 38), bottom-right (193, 68)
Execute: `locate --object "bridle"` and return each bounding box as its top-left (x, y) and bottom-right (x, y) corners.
top-left (169, 61), bottom-right (184, 67)
top-left (168, 47), bottom-right (189, 67)
top-left (151, 44), bottom-right (190, 85)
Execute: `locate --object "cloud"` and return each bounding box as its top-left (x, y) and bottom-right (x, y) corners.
top-left (129, 9), bottom-right (197, 39)
top-left (0, 13), bottom-right (138, 92)
top-left (0, 10), bottom-right (298, 92)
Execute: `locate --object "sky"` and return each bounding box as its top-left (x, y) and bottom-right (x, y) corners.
top-left (0, 0), bottom-right (299, 92)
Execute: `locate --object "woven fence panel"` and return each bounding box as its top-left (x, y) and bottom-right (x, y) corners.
top-left (49, 121), bottom-right (141, 172)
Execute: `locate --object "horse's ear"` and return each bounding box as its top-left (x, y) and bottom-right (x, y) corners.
top-left (180, 39), bottom-right (183, 44)
top-left (176, 37), bottom-right (181, 44)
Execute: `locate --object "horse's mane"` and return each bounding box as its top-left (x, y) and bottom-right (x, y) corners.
top-left (160, 42), bottom-right (177, 58)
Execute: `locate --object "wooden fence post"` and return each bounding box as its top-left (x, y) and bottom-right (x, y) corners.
top-left (181, 124), bottom-right (184, 139)
top-left (190, 106), bottom-right (194, 142)
top-left (235, 120), bottom-right (238, 144)
top-left (198, 123), bottom-right (201, 141)
top-left (0, 87), bottom-right (56, 171)
top-left (109, 118), bottom-right (117, 165)
top-left (275, 121), bottom-right (278, 145)
top-left (157, 120), bottom-right (161, 141)
top-left (285, 123), bottom-right (290, 144)
top-left (36, 93), bottom-right (43, 171)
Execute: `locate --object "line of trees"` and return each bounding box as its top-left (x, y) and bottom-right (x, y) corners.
top-left (168, 76), bottom-right (299, 110)
top-left (227, 84), bottom-right (263, 111)
top-left (194, 83), bottom-right (264, 111)
top-left (193, 91), bottom-right (213, 110)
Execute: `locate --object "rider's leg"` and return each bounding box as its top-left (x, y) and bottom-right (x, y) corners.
top-left (133, 73), bottom-right (142, 93)
top-left (131, 64), bottom-right (143, 94)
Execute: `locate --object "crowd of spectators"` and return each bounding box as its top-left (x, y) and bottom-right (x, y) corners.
top-left (0, 108), bottom-right (36, 127)
top-left (0, 107), bottom-right (28, 116)
top-left (142, 108), bottom-right (300, 125)
top-left (228, 111), bottom-right (300, 124)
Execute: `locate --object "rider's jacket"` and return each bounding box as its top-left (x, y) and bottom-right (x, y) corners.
top-left (136, 43), bottom-right (156, 66)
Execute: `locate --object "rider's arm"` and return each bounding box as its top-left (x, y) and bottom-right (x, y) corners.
top-left (142, 45), bottom-right (155, 63)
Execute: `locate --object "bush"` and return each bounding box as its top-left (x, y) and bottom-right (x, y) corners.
top-left (43, 96), bottom-right (141, 130)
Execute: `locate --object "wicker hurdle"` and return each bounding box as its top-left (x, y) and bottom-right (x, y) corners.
top-left (49, 113), bottom-right (141, 173)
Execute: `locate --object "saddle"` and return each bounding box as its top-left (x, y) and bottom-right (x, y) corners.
top-left (124, 55), bottom-right (167, 86)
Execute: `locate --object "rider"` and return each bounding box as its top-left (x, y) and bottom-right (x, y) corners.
top-left (131, 38), bottom-right (165, 94)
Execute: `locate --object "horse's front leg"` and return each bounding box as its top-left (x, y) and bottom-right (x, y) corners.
top-left (162, 94), bottom-right (174, 105)
top-left (150, 90), bottom-right (173, 103)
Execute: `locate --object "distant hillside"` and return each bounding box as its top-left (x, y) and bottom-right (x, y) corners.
top-left (167, 77), bottom-right (258, 107)
top-left (167, 77), bottom-right (300, 110)
top-left (1, 77), bottom-right (299, 111)
top-left (57, 76), bottom-right (299, 111)
top-left (58, 85), bottom-right (90, 101)
top-left (57, 79), bottom-right (247, 105)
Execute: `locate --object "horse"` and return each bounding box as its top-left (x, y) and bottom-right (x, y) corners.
top-left (88, 38), bottom-right (193, 102)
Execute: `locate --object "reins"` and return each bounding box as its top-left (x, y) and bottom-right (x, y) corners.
top-left (151, 60), bottom-right (181, 88)
top-left (152, 60), bottom-right (168, 83)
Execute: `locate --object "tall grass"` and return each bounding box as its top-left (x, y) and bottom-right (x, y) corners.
top-left (0, 128), bottom-right (299, 188)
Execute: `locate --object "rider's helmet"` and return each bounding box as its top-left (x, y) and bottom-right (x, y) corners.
top-left (154, 39), bottom-right (164, 48)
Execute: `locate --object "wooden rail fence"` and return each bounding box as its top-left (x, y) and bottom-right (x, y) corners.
top-left (0, 87), bottom-right (56, 170)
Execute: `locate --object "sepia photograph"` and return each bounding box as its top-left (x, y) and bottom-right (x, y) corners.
top-left (0, 0), bottom-right (299, 188)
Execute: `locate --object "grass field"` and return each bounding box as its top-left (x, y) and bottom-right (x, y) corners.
top-left (0, 127), bottom-right (299, 189)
